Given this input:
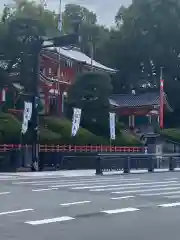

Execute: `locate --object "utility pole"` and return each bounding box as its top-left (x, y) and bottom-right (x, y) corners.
top-left (31, 38), bottom-right (41, 171)
top-left (30, 32), bottom-right (79, 172)
top-left (90, 42), bottom-right (94, 71)
top-left (57, 0), bottom-right (62, 116)
top-left (159, 67), bottom-right (164, 130)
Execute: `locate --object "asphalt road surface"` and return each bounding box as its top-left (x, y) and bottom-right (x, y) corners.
top-left (1, 171), bottom-right (180, 240)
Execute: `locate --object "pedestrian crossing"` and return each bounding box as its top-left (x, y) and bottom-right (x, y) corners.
top-left (11, 174), bottom-right (180, 200)
top-left (1, 174), bottom-right (180, 228)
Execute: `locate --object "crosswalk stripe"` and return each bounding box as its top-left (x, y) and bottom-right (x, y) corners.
top-left (14, 177), bottom-right (139, 185)
top-left (101, 208), bottom-right (139, 214)
top-left (164, 178), bottom-right (179, 181)
top-left (60, 201), bottom-right (91, 206)
top-left (32, 188), bottom-right (58, 192)
top-left (25, 216), bottom-right (74, 225)
top-left (0, 192), bottom-right (10, 195)
top-left (140, 191), bottom-right (180, 196)
top-left (158, 202), bottom-right (180, 207)
top-left (112, 186), bottom-right (180, 194)
top-left (73, 180), bottom-right (177, 190)
top-left (166, 195), bottom-right (180, 199)
top-left (33, 178), bottom-right (139, 186)
top-left (111, 196), bottom-right (134, 200)
top-left (0, 209), bottom-right (34, 216)
top-left (90, 183), bottom-right (180, 192)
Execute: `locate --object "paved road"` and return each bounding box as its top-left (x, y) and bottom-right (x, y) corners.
top-left (1, 171), bottom-right (180, 239)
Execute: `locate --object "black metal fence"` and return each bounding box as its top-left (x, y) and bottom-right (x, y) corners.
top-left (0, 150), bottom-right (98, 171)
top-left (95, 153), bottom-right (180, 175)
top-left (0, 149), bottom-right (180, 174)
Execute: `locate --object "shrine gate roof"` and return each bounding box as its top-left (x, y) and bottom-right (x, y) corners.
top-left (109, 92), bottom-right (171, 109)
top-left (42, 47), bottom-right (117, 73)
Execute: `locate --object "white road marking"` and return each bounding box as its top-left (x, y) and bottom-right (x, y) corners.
top-left (0, 192), bottom-right (10, 195)
top-left (25, 216), bottom-right (74, 225)
top-left (166, 195), bottom-right (180, 199)
top-left (73, 181), bottom-right (177, 190)
top-left (34, 178), bottom-right (139, 186)
top-left (158, 202), bottom-right (180, 207)
top-left (112, 186), bottom-right (180, 194)
top-left (140, 191), bottom-right (180, 196)
top-left (111, 196), bottom-right (134, 200)
top-left (90, 183), bottom-right (180, 192)
top-left (13, 177), bottom-right (141, 185)
top-left (32, 188), bottom-right (58, 192)
top-left (0, 209), bottom-right (34, 216)
top-left (60, 201), bottom-right (91, 206)
top-left (164, 178), bottom-right (178, 181)
top-left (101, 208), bottom-right (139, 214)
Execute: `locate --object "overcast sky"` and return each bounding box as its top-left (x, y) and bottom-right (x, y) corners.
top-left (1, 0), bottom-right (132, 26)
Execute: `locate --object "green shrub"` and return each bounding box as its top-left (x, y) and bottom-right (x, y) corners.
top-left (0, 113), bottom-right (62, 144)
top-left (0, 113), bottom-right (21, 143)
top-left (161, 128), bottom-right (180, 142)
top-left (111, 130), bottom-right (142, 146)
top-left (41, 117), bottom-right (108, 145)
top-left (0, 113), bottom-right (141, 145)
top-left (39, 127), bottom-right (62, 144)
top-left (42, 116), bottom-right (141, 145)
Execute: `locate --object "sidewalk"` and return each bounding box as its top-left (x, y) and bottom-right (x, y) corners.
top-left (0, 168), bottom-right (180, 178)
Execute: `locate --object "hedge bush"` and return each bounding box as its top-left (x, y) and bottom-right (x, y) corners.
top-left (0, 113), bottom-right (21, 143)
top-left (41, 117), bottom-right (108, 145)
top-left (160, 128), bottom-right (180, 143)
top-left (42, 116), bottom-right (141, 146)
top-left (0, 113), bottom-right (141, 145)
top-left (39, 127), bottom-right (62, 144)
top-left (113, 130), bottom-right (142, 146)
top-left (0, 113), bottom-right (62, 144)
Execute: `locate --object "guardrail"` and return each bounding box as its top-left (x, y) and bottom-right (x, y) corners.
top-left (0, 144), bottom-right (144, 153)
top-left (95, 153), bottom-right (180, 175)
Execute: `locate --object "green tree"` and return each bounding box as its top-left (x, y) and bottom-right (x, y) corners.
top-left (63, 3), bottom-right (97, 31)
top-left (67, 72), bottom-right (112, 136)
top-left (99, 0), bottom-right (180, 101)
top-left (0, 0), bottom-right (60, 94)
top-left (62, 4), bottom-right (109, 58)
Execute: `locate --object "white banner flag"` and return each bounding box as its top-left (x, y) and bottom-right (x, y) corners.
top-left (2, 88), bottom-right (6, 102)
top-left (71, 108), bottom-right (81, 137)
top-left (21, 101), bottom-right (32, 134)
top-left (109, 112), bottom-right (116, 140)
top-left (27, 102), bottom-right (32, 121)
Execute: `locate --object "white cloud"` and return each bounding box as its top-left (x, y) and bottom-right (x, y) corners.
top-left (1, 0), bottom-right (132, 26)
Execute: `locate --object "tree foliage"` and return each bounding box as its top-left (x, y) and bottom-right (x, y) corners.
top-left (0, 0), bottom-right (180, 127)
top-left (67, 72), bottom-right (112, 136)
top-left (95, 0), bottom-right (180, 126)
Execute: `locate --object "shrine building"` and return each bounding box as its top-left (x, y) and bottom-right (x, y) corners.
top-left (0, 45), bottom-right (172, 133)
top-left (109, 92), bottom-right (172, 129)
top-left (39, 47), bottom-right (116, 115)
top-left (0, 46), bottom-right (116, 114)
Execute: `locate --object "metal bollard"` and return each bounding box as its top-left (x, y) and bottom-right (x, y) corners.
top-left (169, 157), bottom-right (174, 171)
top-left (96, 156), bottom-right (103, 175)
top-left (123, 156), bottom-right (130, 174)
top-left (148, 157), bottom-right (154, 172)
